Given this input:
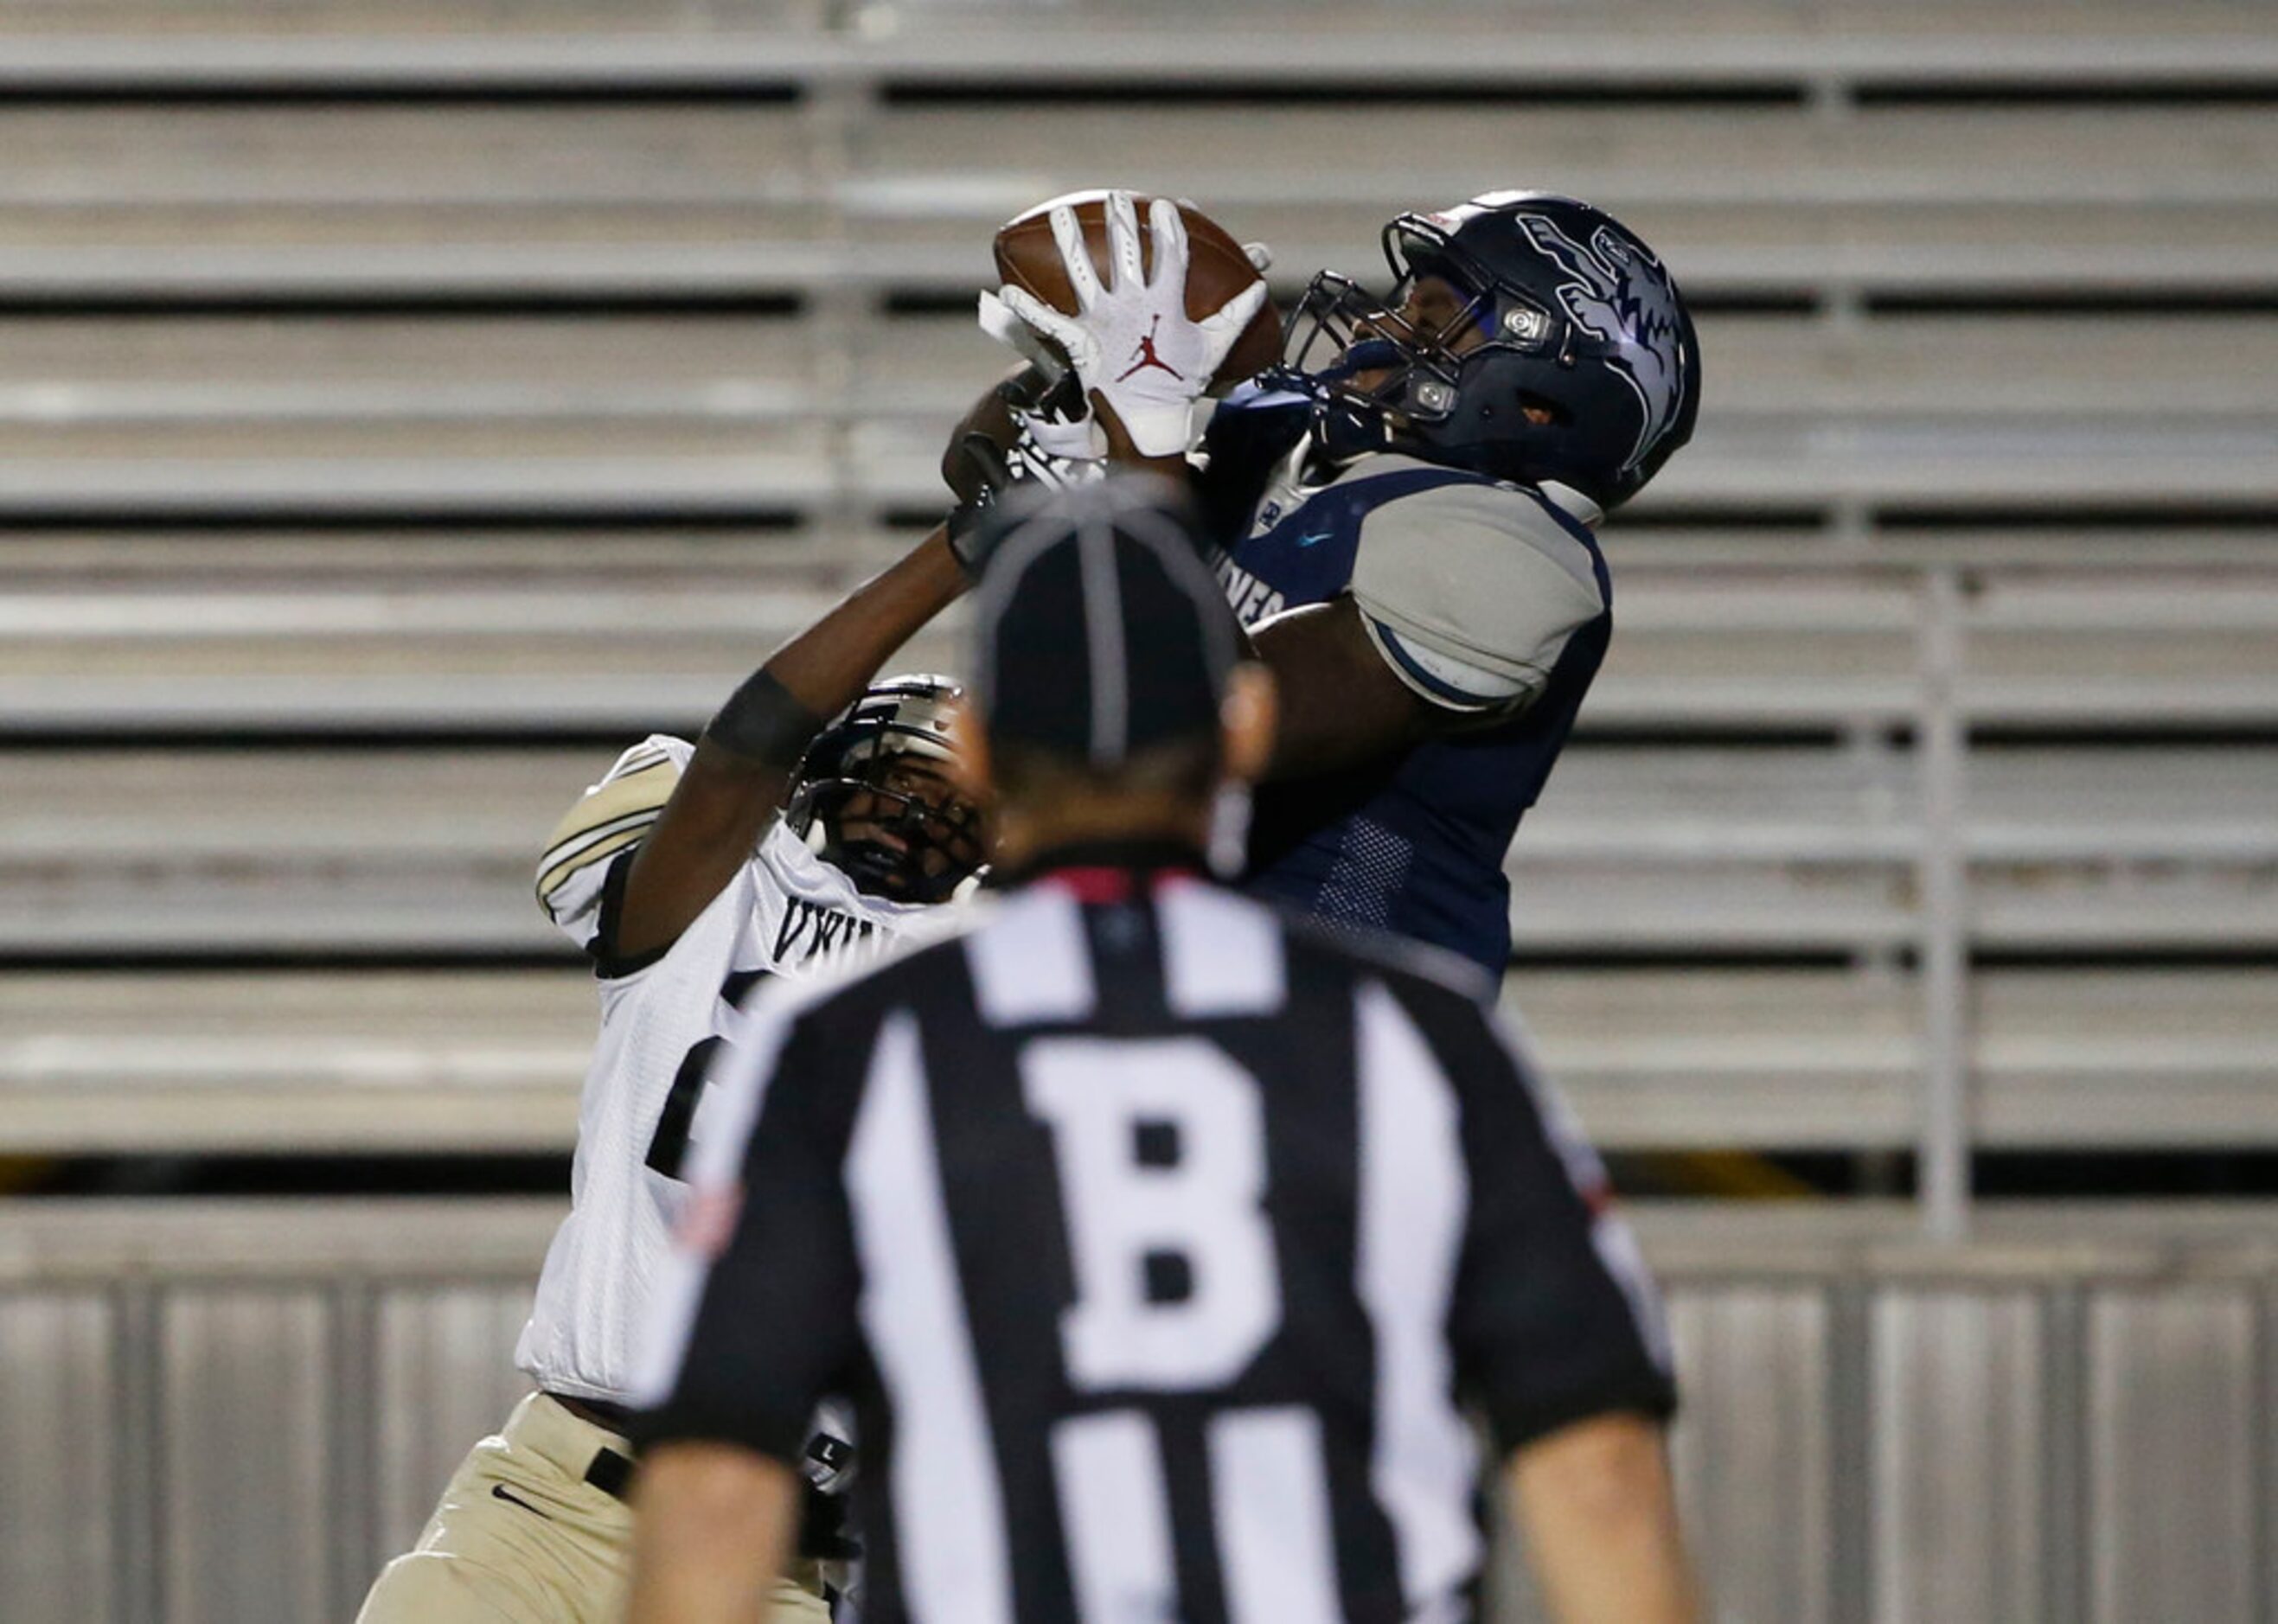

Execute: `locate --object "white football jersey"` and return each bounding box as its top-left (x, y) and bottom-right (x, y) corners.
top-left (515, 735), bottom-right (945, 1402)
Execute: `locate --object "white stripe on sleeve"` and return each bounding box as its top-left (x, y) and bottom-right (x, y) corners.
top-left (1488, 1013), bottom-right (1673, 1372)
top-left (848, 1011), bottom-right (1014, 1624)
top-left (1353, 981), bottom-right (1483, 1613)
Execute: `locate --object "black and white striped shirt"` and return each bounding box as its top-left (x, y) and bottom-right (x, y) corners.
top-left (634, 847), bottom-right (1674, 1624)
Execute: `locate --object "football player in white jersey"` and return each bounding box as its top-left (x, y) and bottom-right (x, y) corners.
top-left (356, 675), bottom-right (984, 1624)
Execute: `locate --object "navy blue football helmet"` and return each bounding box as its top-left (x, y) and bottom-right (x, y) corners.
top-left (1274, 191), bottom-right (1701, 510)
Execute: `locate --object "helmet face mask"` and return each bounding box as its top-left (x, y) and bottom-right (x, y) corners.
top-left (1283, 272), bottom-right (1471, 420)
top-left (1270, 192), bottom-right (1700, 510)
top-left (785, 678), bottom-right (988, 905)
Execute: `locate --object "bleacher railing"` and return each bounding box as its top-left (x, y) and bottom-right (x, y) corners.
top-left (3, 1199), bottom-right (2275, 1623)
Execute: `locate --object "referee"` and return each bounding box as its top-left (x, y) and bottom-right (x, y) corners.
top-left (625, 480), bottom-right (1699, 1624)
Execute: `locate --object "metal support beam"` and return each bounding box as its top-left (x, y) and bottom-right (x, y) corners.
top-left (111, 1282), bottom-right (161, 1624)
top-left (1827, 1280), bottom-right (1876, 1624)
top-left (2039, 1284), bottom-right (2089, 1624)
top-left (2260, 1284), bottom-right (2278, 1622)
top-left (804, 50), bottom-right (886, 550)
top-left (1916, 566), bottom-right (1972, 1240)
top-left (330, 1281), bottom-right (380, 1622)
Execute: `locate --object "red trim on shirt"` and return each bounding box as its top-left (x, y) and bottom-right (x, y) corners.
top-left (1046, 867), bottom-right (1137, 904)
top-left (1043, 865), bottom-right (1202, 904)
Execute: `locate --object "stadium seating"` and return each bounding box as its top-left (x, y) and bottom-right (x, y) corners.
top-left (2, 8), bottom-right (2275, 1623)
top-left (2, 0), bottom-right (2274, 1166)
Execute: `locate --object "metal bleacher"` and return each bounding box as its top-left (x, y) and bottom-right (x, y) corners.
top-left (2, 0), bottom-right (2276, 1200)
top-left (10, 1196), bottom-right (2278, 1624)
top-left (4, 8), bottom-right (2278, 1624)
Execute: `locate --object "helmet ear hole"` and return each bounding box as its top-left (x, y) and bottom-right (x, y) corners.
top-left (1515, 391), bottom-right (1570, 427)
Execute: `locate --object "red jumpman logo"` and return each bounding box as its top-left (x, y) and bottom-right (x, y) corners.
top-left (1116, 314), bottom-right (1186, 383)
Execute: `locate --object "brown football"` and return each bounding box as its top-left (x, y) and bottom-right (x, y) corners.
top-left (993, 190), bottom-right (1282, 392)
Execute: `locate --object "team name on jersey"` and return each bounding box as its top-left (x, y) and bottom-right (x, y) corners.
top-left (1209, 544), bottom-right (1285, 626)
top-left (771, 896), bottom-right (892, 971)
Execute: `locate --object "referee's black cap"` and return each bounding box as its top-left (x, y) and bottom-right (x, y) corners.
top-left (969, 476), bottom-right (1244, 770)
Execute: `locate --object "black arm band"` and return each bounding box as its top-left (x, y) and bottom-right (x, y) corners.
top-left (702, 668), bottom-right (827, 769)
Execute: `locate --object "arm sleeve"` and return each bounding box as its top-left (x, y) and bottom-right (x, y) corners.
top-left (1422, 988), bottom-right (1677, 1452)
top-left (630, 990), bottom-right (868, 1464)
top-left (534, 734), bottom-right (693, 953)
top-left (1347, 483), bottom-right (1606, 713)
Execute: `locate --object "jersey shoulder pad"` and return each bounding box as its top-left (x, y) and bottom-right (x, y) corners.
top-left (535, 734), bottom-right (693, 946)
top-left (1346, 477), bottom-right (1606, 713)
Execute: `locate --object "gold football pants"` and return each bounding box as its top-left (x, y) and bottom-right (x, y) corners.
top-left (357, 1391), bottom-right (830, 1624)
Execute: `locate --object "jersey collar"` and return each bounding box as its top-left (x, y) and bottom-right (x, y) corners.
top-left (1534, 479), bottom-right (1605, 529)
top-left (1302, 451), bottom-right (1605, 531)
top-left (992, 838), bottom-right (1210, 899)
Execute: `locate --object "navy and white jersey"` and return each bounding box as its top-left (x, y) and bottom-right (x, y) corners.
top-left (634, 854), bottom-right (1673, 1624)
top-left (1198, 387), bottom-right (1612, 977)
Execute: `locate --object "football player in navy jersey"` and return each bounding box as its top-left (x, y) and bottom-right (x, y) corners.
top-left (973, 189), bottom-right (1701, 979)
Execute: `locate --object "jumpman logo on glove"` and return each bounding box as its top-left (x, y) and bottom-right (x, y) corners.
top-left (1116, 316), bottom-right (1187, 384)
top-left (991, 191), bottom-right (1269, 458)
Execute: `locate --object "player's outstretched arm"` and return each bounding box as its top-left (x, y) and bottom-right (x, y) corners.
top-left (1507, 1412), bottom-right (1701, 1624)
top-left (627, 1441), bottom-right (799, 1624)
top-left (1245, 596), bottom-right (1476, 778)
top-left (613, 527), bottom-right (967, 962)
top-left (1246, 479), bottom-right (1609, 779)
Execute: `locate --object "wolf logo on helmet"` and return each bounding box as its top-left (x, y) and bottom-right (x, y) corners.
top-left (1511, 211), bottom-right (1688, 479)
top-left (1270, 189), bottom-right (1700, 513)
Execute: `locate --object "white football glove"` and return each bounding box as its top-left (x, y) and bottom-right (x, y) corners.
top-left (1009, 406), bottom-right (1110, 480)
top-left (993, 191), bottom-right (1270, 458)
